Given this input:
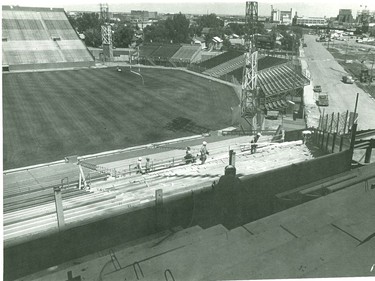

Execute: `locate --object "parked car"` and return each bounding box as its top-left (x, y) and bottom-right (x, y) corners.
top-left (342, 75), bottom-right (354, 84)
top-left (313, 85), bottom-right (322, 92)
top-left (317, 92), bottom-right (329, 106)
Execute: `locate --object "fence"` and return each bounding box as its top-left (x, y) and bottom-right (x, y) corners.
top-left (317, 110), bottom-right (357, 135)
top-left (91, 156), bottom-right (188, 179)
top-left (312, 110), bottom-right (357, 153)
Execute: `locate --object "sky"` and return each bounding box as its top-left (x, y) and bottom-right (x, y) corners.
top-left (1, 0), bottom-right (375, 18)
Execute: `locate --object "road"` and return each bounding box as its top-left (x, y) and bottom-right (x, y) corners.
top-left (303, 35), bottom-right (375, 130)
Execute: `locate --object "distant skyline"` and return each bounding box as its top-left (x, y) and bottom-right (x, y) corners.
top-left (2, 0), bottom-right (375, 18)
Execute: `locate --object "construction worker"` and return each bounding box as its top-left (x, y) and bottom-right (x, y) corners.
top-left (200, 141), bottom-right (209, 164)
top-left (136, 157), bottom-right (144, 174)
top-left (255, 132), bottom-right (261, 142)
top-left (184, 146), bottom-right (195, 164)
top-left (145, 157), bottom-right (151, 173)
top-left (212, 165), bottom-right (242, 229)
top-left (251, 133), bottom-right (261, 154)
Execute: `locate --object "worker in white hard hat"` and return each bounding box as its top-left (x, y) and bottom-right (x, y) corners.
top-left (136, 157), bottom-right (144, 174)
top-left (200, 141), bottom-right (209, 164)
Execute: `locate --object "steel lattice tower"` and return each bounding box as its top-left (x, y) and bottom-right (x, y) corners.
top-left (241, 1), bottom-right (263, 132)
top-left (101, 24), bottom-right (113, 61)
top-left (100, 3), bottom-right (112, 61)
top-left (245, 1), bottom-right (258, 28)
top-left (99, 3), bottom-right (109, 22)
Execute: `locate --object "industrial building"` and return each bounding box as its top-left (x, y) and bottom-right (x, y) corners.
top-left (337, 9), bottom-right (354, 23)
top-left (271, 6), bottom-right (293, 25)
top-left (295, 16), bottom-right (327, 26)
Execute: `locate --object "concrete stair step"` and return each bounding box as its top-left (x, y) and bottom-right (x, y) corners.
top-left (207, 223), bottom-right (359, 280)
top-left (242, 178), bottom-right (375, 239)
top-left (330, 209), bottom-right (375, 242)
top-left (101, 224), bottom-right (229, 280)
top-left (302, 238), bottom-right (375, 278)
top-left (117, 224), bottom-right (225, 262)
top-left (19, 229), bottom-right (174, 281)
top-left (136, 224), bottom-right (296, 281)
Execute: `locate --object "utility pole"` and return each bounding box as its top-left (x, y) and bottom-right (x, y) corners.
top-left (370, 52), bottom-right (374, 86)
top-left (344, 40), bottom-right (349, 62)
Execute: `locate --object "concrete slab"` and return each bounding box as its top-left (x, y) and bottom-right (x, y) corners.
top-left (303, 238), bottom-right (375, 278)
top-left (244, 172), bottom-right (375, 238)
top-left (15, 230), bottom-right (173, 281)
top-left (122, 223), bottom-right (296, 281)
top-left (104, 225), bottom-right (231, 280)
top-left (16, 167), bottom-right (374, 281)
top-left (331, 213), bottom-right (375, 242)
top-left (209, 224), bottom-right (358, 280)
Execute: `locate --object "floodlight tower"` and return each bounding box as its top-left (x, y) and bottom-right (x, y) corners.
top-left (101, 25), bottom-right (113, 61)
top-left (100, 3), bottom-right (112, 61)
top-left (99, 3), bottom-right (109, 22)
top-left (241, 1), bottom-right (263, 132)
top-left (244, 1), bottom-right (258, 48)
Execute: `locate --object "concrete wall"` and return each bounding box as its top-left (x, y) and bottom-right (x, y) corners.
top-left (4, 149), bottom-right (352, 281)
top-left (8, 61), bottom-right (95, 71)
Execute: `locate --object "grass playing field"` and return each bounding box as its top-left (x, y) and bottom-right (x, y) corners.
top-left (3, 67), bottom-right (239, 169)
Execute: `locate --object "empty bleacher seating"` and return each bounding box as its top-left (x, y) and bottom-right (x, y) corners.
top-left (224, 55), bottom-right (290, 83)
top-left (203, 54), bottom-right (244, 78)
top-left (170, 45), bottom-right (201, 63)
top-left (196, 50), bottom-right (244, 70)
top-left (2, 6), bottom-right (94, 70)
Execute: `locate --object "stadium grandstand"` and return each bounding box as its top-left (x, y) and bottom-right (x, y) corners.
top-left (138, 44), bottom-right (182, 66)
top-left (225, 55), bottom-right (289, 83)
top-left (258, 62), bottom-right (310, 111)
top-left (170, 44), bottom-right (202, 64)
top-left (195, 50), bottom-right (244, 70)
top-left (2, 5), bottom-right (95, 71)
top-left (203, 54), bottom-right (244, 78)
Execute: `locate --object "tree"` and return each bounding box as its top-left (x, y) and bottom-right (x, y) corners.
top-left (222, 38), bottom-right (231, 51)
top-left (197, 14), bottom-right (224, 30)
top-left (84, 28), bottom-right (102, 47)
top-left (165, 13), bottom-right (190, 43)
top-left (113, 25), bottom-right (134, 48)
top-left (144, 13), bottom-right (190, 44)
top-left (68, 12), bottom-right (104, 47)
top-left (226, 23), bottom-right (245, 36)
top-left (74, 13), bottom-right (103, 34)
top-left (143, 21), bottom-right (169, 43)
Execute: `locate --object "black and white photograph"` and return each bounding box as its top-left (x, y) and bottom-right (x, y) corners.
top-left (2, 0), bottom-right (375, 280)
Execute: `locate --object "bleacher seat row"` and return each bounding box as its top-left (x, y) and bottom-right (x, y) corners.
top-left (2, 6), bottom-right (94, 70)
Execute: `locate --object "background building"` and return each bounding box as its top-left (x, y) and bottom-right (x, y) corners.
top-left (131, 10), bottom-right (157, 20)
top-left (296, 17), bottom-right (327, 26)
top-left (271, 6), bottom-right (293, 25)
top-left (337, 9), bottom-right (353, 23)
